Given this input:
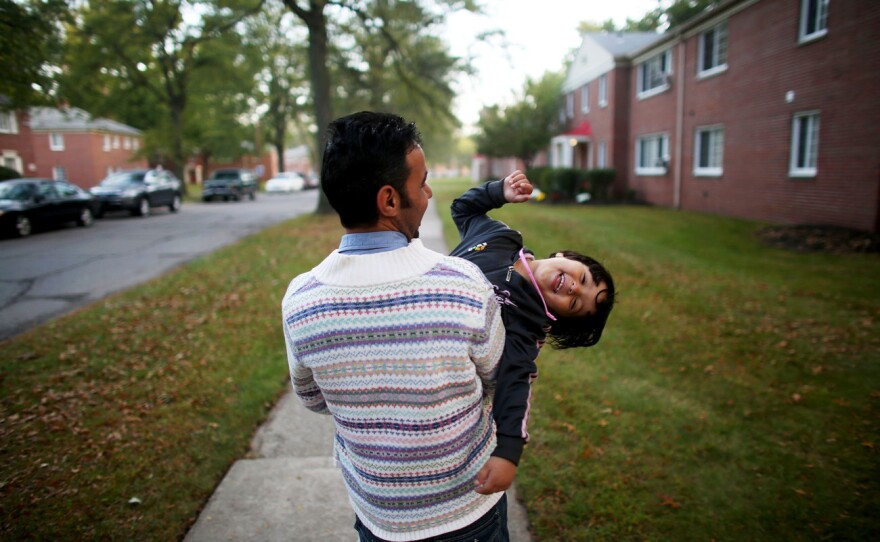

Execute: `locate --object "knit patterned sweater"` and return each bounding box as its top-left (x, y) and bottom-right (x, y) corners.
top-left (282, 239), bottom-right (506, 541)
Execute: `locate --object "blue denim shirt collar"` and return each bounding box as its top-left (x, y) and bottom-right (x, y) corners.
top-left (338, 231), bottom-right (409, 254)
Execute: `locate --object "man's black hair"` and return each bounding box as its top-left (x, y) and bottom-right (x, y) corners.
top-left (320, 111), bottom-right (421, 229)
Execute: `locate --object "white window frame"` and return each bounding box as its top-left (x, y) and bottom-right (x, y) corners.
top-left (698, 21), bottom-right (728, 78)
top-left (598, 74), bottom-right (608, 107)
top-left (133, 138), bottom-right (140, 151)
top-left (637, 49), bottom-right (672, 99)
top-left (566, 93), bottom-right (574, 118)
top-left (112, 135), bottom-right (120, 149)
top-left (799, 0), bottom-right (829, 43)
top-left (2, 150), bottom-right (22, 173)
top-left (635, 133), bottom-right (670, 175)
top-left (49, 132), bottom-right (65, 151)
top-left (0, 111), bottom-right (18, 134)
top-left (52, 166), bottom-right (67, 181)
top-left (123, 136), bottom-right (131, 150)
top-left (597, 141), bottom-right (607, 168)
top-left (789, 111), bottom-right (820, 178)
top-left (581, 85), bottom-right (590, 114)
top-left (694, 125), bottom-right (724, 177)
top-left (103, 134), bottom-right (111, 152)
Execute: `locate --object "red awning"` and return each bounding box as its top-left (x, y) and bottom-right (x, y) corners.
top-left (564, 121), bottom-right (592, 136)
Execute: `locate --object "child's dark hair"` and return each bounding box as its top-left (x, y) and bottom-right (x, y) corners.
top-left (547, 250), bottom-right (615, 349)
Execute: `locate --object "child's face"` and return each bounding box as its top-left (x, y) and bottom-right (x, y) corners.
top-left (533, 255), bottom-right (609, 319)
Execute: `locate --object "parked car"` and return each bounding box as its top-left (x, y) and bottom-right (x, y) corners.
top-left (90, 169), bottom-right (182, 217)
top-left (0, 178), bottom-right (98, 238)
top-left (202, 168), bottom-right (258, 202)
top-left (265, 171), bottom-right (305, 193)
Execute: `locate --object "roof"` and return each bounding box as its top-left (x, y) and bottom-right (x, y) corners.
top-left (588, 32), bottom-right (665, 58)
top-left (564, 31), bottom-right (665, 92)
top-left (29, 106), bottom-right (142, 135)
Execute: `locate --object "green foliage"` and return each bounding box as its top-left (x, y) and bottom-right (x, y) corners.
top-left (475, 71), bottom-right (564, 168)
top-left (0, 0), bottom-right (67, 108)
top-left (60, 0), bottom-right (264, 174)
top-left (586, 168), bottom-right (616, 201)
top-left (0, 165), bottom-right (22, 180)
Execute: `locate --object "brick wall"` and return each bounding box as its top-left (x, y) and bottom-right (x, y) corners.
top-left (30, 130), bottom-right (147, 189)
top-left (630, 0), bottom-right (880, 231)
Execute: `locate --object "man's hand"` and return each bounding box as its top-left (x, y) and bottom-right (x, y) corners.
top-left (502, 170), bottom-right (533, 203)
top-left (474, 456), bottom-right (518, 495)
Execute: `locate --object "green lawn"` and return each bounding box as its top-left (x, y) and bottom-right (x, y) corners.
top-left (1, 178), bottom-right (877, 540)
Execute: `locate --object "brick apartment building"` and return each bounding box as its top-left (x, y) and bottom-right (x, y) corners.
top-left (556, 0), bottom-right (880, 232)
top-left (0, 105), bottom-right (147, 190)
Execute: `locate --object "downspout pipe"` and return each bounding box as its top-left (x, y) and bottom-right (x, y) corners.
top-left (674, 33), bottom-right (686, 210)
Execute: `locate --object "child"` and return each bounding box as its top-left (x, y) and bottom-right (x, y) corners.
top-left (450, 170), bottom-right (616, 485)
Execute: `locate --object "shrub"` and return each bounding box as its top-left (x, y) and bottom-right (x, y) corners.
top-left (0, 165), bottom-right (22, 181)
top-left (586, 168), bottom-right (615, 201)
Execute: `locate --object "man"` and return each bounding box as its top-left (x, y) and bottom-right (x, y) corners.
top-left (281, 112), bottom-right (510, 541)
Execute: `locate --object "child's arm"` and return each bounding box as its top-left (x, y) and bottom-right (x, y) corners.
top-left (450, 170), bottom-right (531, 241)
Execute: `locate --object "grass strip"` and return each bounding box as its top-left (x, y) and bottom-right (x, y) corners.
top-left (0, 211), bottom-right (342, 540)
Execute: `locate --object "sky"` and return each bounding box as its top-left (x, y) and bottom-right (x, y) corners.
top-left (440, 0), bottom-right (661, 130)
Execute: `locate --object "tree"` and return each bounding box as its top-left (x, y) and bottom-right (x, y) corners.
top-left (60, 0), bottom-right (265, 189)
top-left (0, 0), bottom-right (68, 108)
top-left (280, 0), bottom-right (479, 214)
top-left (474, 71), bottom-right (564, 170)
top-left (246, 4), bottom-right (310, 174)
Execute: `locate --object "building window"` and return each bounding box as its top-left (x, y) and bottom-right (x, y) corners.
top-left (635, 133), bottom-right (669, 175)
top-left (698, 21), bottom-right (728, 77)
top-left (133, 138), bottom-right (140, 151)
top-left (566, 93), bottom-right (574, 118)
top-left (581, 86), bottom-right (590, 113)
top-left (598, 74), bottom-right (608, 107)
top-left (597, 141), bottom-right (607, 168)
top-left (2, 151), bottom-right (22, 173)
top-left (53, 166), bottom-right (67, 181)
top-left (694, 125), bottom-right (724, 176)
top-left (799, 0), bottom-right (829, 42)
top-left (124, 136), bottom-right (131, 150)
top-left (637, 49), bottom-right (672, 98)
top-left (103, 134), bottom-right (111, 151)
top-left (0, 111), bottom-right (18, 134)
top-left (112, 135), bottom-right (120, 149)
top-left (49, 132), bottom-right (65, 151)
top-left (790, 111), bottom-right (820, 177)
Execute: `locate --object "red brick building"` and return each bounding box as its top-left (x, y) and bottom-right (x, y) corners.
top-left (557, 0), bottom-right (880, 232)
top-left (3, 106), bottom-right (148, 190)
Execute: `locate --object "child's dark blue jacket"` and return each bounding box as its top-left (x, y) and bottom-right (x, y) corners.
top-left (450, 179), bottom-right (550, 465)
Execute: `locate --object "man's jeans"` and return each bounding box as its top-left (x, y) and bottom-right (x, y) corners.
top-left (354, 493), bottom-right (509, 542)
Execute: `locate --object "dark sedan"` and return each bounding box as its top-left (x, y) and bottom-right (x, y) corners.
top-left (90, 169), bottom-right (182, 217)
top-left (0, 178), bottom-right (97, 238)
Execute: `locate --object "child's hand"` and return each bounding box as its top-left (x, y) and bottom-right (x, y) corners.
top-left (474, 456), bottom-right (518, 494)
top-left (502, 170), bottom-right (533, 203)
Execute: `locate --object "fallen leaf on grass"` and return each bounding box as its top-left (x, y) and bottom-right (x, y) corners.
top-left (659, 494), bottom-right (682, 509)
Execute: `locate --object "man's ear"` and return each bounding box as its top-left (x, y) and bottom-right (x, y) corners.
top-left (376, 185), bottom-right (399, 218)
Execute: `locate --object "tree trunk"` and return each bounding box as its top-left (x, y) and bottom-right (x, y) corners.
top-left (169, 99), bottom-right (188, 195)
top-left (303, 1), bottom-right (334, 214)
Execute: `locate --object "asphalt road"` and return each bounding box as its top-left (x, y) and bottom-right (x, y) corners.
top-left (0, 190), bottom-right (319, 342)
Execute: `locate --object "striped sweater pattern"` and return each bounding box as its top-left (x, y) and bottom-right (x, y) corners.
top-left (281, 240), bottom-right (506, 541)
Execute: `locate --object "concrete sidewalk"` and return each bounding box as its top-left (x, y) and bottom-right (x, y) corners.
top-left (184, 199), bottom-right (533, 541)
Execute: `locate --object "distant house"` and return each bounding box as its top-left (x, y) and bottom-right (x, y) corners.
top-left (553, 32), bottom-right (661, 177)
top-left (25, 106), bottom-right (147, 189)
top-left (557, 0), bottom-right (880, 232)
